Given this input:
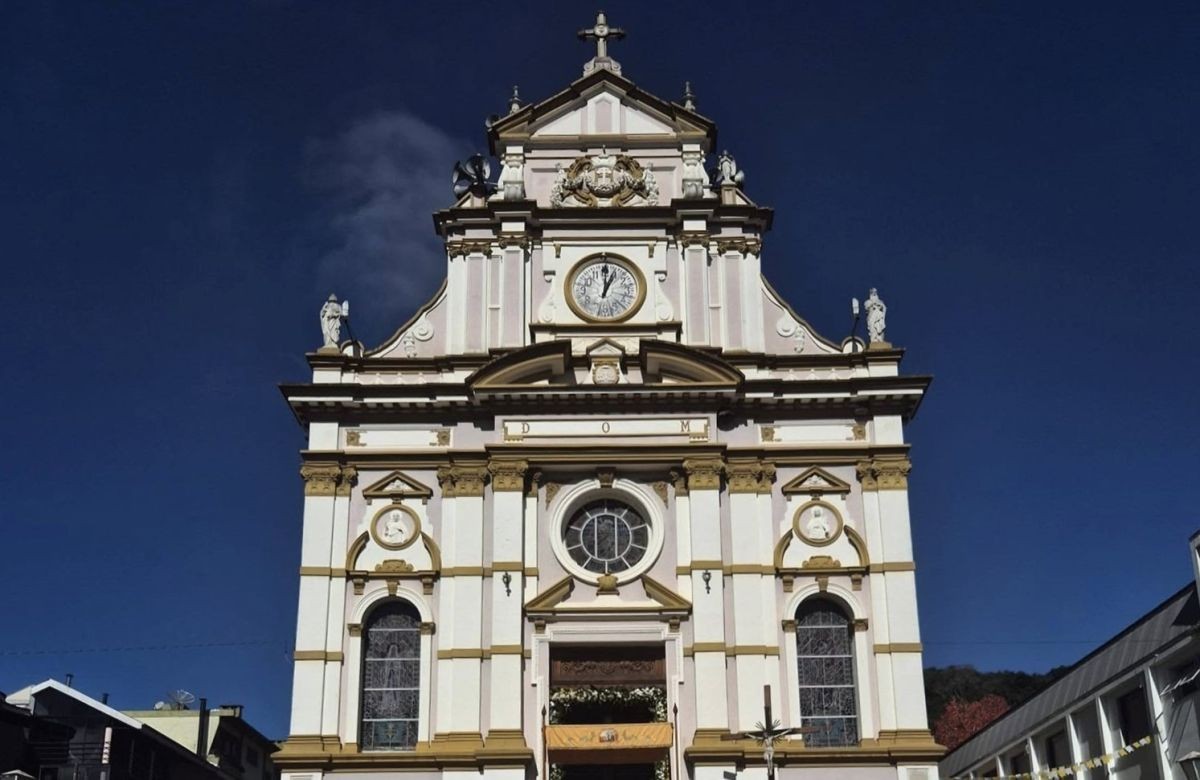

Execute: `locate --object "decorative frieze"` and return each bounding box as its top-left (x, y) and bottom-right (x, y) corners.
top-left (438, 464), bottom-right (489, 497)
top-left (681, 457), bottom-right (723, 490)
top-left (488, 459), bottom-right (529, 492)
top-left (300, 464), bottom-right (356, 497)
top-left (726, 459), bottom-right (775, 494)
top-left (856, 457), bottom-right (912, 491)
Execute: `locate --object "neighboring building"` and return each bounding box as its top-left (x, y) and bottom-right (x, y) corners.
top-left (940, 533), bottom-right (1200, 780)
top-left (276, 12), bottom-right (942, 780)
top-left (3, 680), bottom-right (226, 780)
top-left (124, 705), bottom-right (278, 780)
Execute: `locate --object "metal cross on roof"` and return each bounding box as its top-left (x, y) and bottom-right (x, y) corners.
top-left (577, 11), bottom-right (626, 60)
top-left (725, 686), bottom-right (825, 780)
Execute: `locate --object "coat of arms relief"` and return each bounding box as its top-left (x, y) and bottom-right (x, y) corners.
top-left (550, 149), bottom-right (659, 207)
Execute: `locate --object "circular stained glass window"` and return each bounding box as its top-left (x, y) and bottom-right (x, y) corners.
top-left (564, 498), bottom-right (650, 574)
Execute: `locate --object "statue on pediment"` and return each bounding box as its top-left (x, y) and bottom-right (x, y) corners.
top-left (866, 288), bottom-right (887, 344)
top-left (320, 294), bottom-right (348, 350)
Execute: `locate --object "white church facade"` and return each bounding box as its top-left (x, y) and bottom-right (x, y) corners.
top-left (276, 14), bottom-right (943, 780)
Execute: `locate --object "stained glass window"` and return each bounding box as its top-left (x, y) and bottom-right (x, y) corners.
top-left (564, 498), bottom-right (650, 574)
top-left (795, 599), bottom-right (859, 747)
top-left (361, 600), bottom-right (421, 750)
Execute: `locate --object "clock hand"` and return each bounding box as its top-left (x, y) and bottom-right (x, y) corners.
top-left (601, 265), bottom-right (613, 297)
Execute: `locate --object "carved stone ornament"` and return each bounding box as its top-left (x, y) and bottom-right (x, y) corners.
top-left (375, 559), bottom-right (416, 574)
top-left (856, 457), bottom-right (911, 491)
top-left (591, 359), bottom-right (621, 385)
top-left (682, 458), bottom-right (723, 490)
top-left (651, 481), bottom-right (669, 506)
top-left (488, 460), bottom-right (529, 492)
top-left (801, 555), bottom-right (843, 570)
top-left (544, 482), bottom-right (562, 507)
top-left (438, 464), bottom-right (489, 497)
top-left (550, 151), bottom-right (659, 207)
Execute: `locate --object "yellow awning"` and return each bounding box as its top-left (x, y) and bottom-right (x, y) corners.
top-left (545, 723), bottom-right (674, 751)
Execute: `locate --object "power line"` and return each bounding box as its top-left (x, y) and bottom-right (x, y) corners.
top-left (0, 638), bottom-right (288, 657)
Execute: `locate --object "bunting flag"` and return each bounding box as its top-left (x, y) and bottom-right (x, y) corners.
top-left (951, 735), bottom-right (1154, 780)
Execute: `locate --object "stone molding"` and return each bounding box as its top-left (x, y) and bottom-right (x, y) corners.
top-left (856, 456), bottom-right (912, 491)
top-left (438, 464), bottom-right (489, 497)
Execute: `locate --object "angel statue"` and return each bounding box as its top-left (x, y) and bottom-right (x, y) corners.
top-left (865, 288), bottom-right (887, 344)
top-left (713, 150), bottom-right (745, 187)
top-left (320, 294), bottom-right (349, 350)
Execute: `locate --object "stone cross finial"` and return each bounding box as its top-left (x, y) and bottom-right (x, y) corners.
top-left (578, 11), bottom-right (625, 74)
top-left (508, 85), bottom-right (522, 115)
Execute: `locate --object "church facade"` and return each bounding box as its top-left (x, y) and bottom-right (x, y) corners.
top-left (276, 15), bottom-right (942, 780)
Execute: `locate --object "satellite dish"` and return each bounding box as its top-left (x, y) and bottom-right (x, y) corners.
top-left (166, 689), bottom-right (195, 710)
top-left (452, 154), bottom-right (496, 199)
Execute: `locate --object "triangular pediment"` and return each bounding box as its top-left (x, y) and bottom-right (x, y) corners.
top-left (488, 69), bottom-right (715, 153)
top-left (780, 467), bottom-right (852, 496)
top-left (362, 470), bottom-right (434, 501)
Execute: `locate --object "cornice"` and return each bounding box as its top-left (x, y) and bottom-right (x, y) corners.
top-left (299, 443), bottom-right (912, 470)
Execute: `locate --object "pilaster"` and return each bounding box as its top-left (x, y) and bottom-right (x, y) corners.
top-left (290, 463), bottom-right (355, 738)
top-left (436, 463), bottom-right (489, 736)
top-left (683, 457), bottom-right (728, 731)
top-left (487, 459), bottom-right (528, 736)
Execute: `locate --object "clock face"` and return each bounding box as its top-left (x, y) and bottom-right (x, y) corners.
top-left (569, 256), bottom-right (642, 322)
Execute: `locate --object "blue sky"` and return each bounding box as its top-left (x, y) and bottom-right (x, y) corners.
top-left (2, 1), bottom-right (1197, 739)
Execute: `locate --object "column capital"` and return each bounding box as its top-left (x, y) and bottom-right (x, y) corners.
top-left (300, 463), bottom-right (356, 497)
top-left (438, 463), bottom-right (489, 497)
top-left (681, 457), bottom-right (724, 491)
top-left (726, 459), bottom-right (775, 494)
top-left (856, 456), bottom-right (911, 491)
top-left (488, 459), bottom-right (529, 492)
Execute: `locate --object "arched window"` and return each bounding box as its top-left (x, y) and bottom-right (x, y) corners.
top-left (361, 600), bottom-right (421, 751)
top-left (795, 598), bottom-right (859, 747)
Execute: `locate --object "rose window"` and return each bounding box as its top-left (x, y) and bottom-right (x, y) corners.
top-left (563, 498), bottom-right (650, 574)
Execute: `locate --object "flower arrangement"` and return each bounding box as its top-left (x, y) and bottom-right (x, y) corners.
top-left (548, 685), bottom-right (668, 723)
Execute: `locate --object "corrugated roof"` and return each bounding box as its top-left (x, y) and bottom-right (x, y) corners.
top-left (941, 584), bottom-right (1200, 777)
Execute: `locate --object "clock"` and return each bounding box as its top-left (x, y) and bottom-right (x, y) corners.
top-left (566, 254), bottom-right (645, 323)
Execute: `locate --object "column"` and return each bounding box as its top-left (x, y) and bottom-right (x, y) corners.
top-left (1144, 666), bottom-right (1173, 780)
